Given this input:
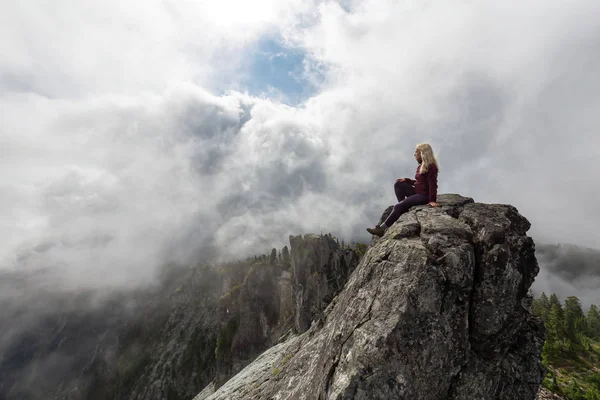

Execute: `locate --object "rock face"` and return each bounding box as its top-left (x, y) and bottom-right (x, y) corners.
top-left (199, 194), bottom-right (546, 400)
top-left (212, 262), bottom-right (292, 387)
top-left (211, 235), bottom-right (361, 387)
top-left (290, 234), bottom-right (360, 333)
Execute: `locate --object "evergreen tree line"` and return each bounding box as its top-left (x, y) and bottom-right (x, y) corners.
top-left (242, 245), bottom-right (291, 267)
top-left (532, 293), bottom-right (600, 350)
top-left (532, 292), bottom-right (600, 400)
top-left (247, 233), bottom-right (366, 268)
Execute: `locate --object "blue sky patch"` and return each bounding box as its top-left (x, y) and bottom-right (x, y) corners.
top-left (240, 37), bottom-right (325, 105)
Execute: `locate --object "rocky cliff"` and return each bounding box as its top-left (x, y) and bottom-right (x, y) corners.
top-left (196, 194), bottom-right (546, 400)
top-left (291, 234), bottom-right (360, 333)
top-left (211, 235), bottom-right (360, 388)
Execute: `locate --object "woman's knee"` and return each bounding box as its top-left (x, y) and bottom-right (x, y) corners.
top-left (394, 180), bottom-right (407, 189)
top-left (394, 181), bottom-right (411, 195)
top-left (394, 201), bottom-right (409, 214)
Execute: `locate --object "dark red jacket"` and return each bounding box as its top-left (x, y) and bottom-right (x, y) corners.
top-left (405, 163), bottom-right (438, 203)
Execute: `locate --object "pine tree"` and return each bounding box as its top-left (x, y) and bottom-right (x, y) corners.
top-left (539, 292), bottom-right (550, 322)
top-left (270, 248), bottom-right (277, 265)
top-left (532, 295), bottom-right (544, 320)
top-left (549, 293), bottom-right (562, 309)
top-left (564, 296), bottom-right (585, 343)
top-left (546, 294), bottom-right (566, 344)
top-left (587, 304), bottom-right (600, 339)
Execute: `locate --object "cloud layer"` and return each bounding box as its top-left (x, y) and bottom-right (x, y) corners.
top-left (532, 244), bottom-right (600, 309)
top-left (2, 0), bottom-right (600, 292)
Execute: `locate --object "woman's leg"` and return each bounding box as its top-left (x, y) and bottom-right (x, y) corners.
top-left (394, 181), bottom-right (416, 202)
top-left (382, 194), bottom-right (429, 228)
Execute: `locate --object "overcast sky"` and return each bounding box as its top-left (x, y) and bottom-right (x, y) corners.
top-left (1, 0), bottom-right (599, 292)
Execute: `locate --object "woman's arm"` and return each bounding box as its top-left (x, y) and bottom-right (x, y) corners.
top-left (427, 165), bottom-right (438, 204)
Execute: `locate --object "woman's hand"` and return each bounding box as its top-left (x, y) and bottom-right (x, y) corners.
top-left (428, 202), bottom-right (439, 207)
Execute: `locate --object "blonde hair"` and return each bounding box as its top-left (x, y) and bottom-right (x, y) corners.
top-left (416, 143), bottom-right (439, 174)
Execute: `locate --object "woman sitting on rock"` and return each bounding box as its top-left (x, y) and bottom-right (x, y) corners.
top-left (367, 143), bottom-right (440, 237)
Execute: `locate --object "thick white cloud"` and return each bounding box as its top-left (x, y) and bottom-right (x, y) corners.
top-left (0, 0), bottom-right (312, 96)
top-left (2, 0), bottom-right (600, 292)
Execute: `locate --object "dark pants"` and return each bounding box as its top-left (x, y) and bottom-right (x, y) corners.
top-left (383, 181), bottom-right (429, 227)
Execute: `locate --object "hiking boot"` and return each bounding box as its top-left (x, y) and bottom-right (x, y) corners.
top-left (367, 226), bottom-right (385, 237)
